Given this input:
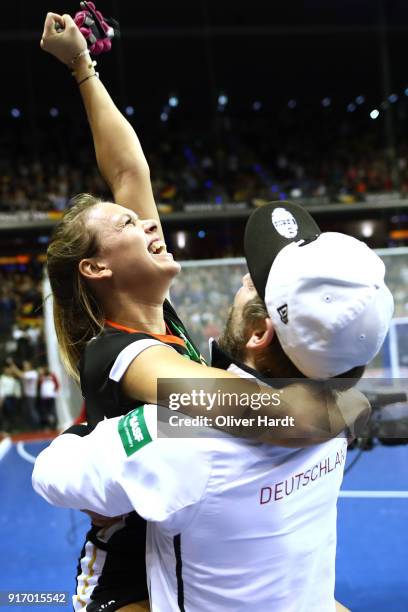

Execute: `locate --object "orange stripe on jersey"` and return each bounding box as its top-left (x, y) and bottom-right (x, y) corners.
top-left (105, 319), bottom-right (187, 348)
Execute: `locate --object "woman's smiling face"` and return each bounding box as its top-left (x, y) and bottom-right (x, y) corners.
top-left (80, 202), bottom-right (181, 295)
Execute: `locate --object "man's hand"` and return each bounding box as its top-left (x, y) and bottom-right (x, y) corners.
top-left (40, 12), bottom-right (87, 65)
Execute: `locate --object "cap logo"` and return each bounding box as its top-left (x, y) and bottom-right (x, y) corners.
top-left (271, 208), bottom-right (298, 238)
top-left (277, 304), bottom-right (288, 324)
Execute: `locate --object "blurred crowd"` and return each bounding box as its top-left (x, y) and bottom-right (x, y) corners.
top-left (171, 255), bottom-right (408, 363)
top-left (383, 253), bottom-right (408, 318)
top-left (0, 266), bottom-right (43, 344)
top-left (0, 265), bottom-right (52, 433)
top-left (171, 264), bottom-right (244, 359)
top-left (0, 155), bottom-right (109, 214)
top-left (0, 360), bottom-right (59, 434)
top-left (2, 117), bottom-right (408, 213)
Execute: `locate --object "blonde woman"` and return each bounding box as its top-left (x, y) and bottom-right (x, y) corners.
top-left (39, 12), bottom-right (368, 612)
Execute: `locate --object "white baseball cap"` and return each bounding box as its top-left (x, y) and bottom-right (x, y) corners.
top-left (244, 202), bottom-right (394, 379)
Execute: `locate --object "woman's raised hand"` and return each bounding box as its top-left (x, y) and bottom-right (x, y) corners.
top-left (40, 12), bottom-right (87, 65)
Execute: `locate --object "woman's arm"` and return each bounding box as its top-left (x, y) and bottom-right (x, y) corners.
top-left (40, 12), bottom-right (163, 238)
top-left (40, 14), bottom-right (370, 447)
top-left (121, 345), bottom-right (370, 446)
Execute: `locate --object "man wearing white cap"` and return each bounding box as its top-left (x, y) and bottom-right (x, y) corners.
top-left (238, 201), bottom-right (392, 382)
top-left (33, 202), bottom-right (394, 612)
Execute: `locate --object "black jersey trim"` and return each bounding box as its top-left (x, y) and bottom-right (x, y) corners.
top-left (173, 534), bottom-right (185, 611)
top-left (62, 423), bottom-right (90, 437)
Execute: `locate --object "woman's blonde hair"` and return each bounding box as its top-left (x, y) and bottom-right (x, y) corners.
top-left (47, 193), bottom-right (104, 382)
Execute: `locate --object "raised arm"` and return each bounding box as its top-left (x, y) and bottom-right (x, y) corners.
top-left (40, 12), bottom-right (163, 239)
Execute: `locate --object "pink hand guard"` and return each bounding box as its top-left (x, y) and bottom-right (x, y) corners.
top-left (73, 1), bottom-right (116, 56)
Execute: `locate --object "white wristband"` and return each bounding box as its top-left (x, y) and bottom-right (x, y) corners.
top-left (71, 49), bottom-right (90, 65)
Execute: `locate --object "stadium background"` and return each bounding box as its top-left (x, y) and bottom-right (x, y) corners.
top-left (0, 1), bottom-right (407, 611)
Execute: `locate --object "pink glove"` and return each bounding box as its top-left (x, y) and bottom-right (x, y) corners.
top-left (73, 1), bottom-right (117, 56)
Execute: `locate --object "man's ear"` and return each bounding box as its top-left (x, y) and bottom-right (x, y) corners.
top-left (78, 258), bottom-right (113, 281)
top-left (245, 317), bottom-right (275, 352)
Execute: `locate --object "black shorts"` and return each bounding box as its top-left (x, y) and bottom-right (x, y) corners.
top-left (74, 513), bottom-right (148, 611)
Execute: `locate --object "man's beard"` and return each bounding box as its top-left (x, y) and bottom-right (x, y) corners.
top-left (218, 306), bottom-right (248, 364)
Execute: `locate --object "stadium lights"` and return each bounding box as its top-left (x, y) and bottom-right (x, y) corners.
top-left (105, 86), bottom-right (408, 119)
top-left (176, 231), bottom-right (186, 249)
top-left (370, 109), bottom-right (380, 120)
top-left (290, 188), bottom-right (302, 199)
top-left (218, 94), bottom-right (228, 107)
top-left (361, 222), bottom-right (375, 238)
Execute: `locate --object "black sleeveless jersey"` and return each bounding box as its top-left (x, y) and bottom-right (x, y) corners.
top-left (80, 299), bottom-right (204, 429)
top-left (72, 300), bottom-right (204, 608)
